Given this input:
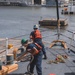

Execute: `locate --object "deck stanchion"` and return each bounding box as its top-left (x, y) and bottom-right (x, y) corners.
top-left (6, 38), bottom-right (8, 55)
top-left (50, 0), bottom-right (67, 49)
top-left (0, 60), bottom-right (2, 70)
top-left (5, 37), bottom-right (9, 64)
top-left (68, 32), bottom-right (75, 53)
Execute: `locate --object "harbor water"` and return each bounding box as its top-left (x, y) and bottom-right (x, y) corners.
top-left (0, 6), bottom-right (75, 43)
top-left (0, 6), bottom-right (75, 75)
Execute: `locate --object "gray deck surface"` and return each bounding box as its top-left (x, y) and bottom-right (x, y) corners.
top-left (7, 47), bottom-right (75, 75)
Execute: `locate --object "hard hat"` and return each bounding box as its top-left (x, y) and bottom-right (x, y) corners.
top-left (33, 24), bottom-right (39, 29)
top-left (21, 38), bottom-right (27, 45)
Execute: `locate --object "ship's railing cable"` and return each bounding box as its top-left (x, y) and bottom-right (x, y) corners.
top-left (0, 28), bottom-right (55, 51)
top-left (60, 29), bottom-right (75, 53)
top-left (0, 28), bottom-right (75, 61)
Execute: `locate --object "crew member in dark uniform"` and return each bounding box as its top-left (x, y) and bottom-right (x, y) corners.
top-left (21, 38), bottom-right (43, 75)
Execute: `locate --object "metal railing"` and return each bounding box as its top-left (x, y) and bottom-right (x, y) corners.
top-left (0, 28), bottom-right (75, 61)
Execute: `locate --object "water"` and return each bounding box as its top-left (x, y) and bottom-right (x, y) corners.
top-left (0, 6), bottom-right (75, 42)
top-left (0, 6), bottom-right (75, 75)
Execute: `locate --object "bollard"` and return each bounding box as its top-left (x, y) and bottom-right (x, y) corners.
top-left (5, 54), bottom-right (18, 74)
top-left (6, 54), bottom-right (14, 65)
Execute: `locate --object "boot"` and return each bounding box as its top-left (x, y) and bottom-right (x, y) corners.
top-left (43, 54), bottom-right (47, 59)
top-left (24, 72), bottom-right (34, 75)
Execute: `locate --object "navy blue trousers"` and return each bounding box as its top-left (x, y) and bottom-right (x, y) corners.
top-left (30, 51), bottom-right (43, 75)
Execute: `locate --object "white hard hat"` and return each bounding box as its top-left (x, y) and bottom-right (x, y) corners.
top-left (33, 24), bottom-right (39, 29)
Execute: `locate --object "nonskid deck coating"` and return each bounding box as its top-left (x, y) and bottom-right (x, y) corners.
top-left (8, 48), bottom-right (75, 75)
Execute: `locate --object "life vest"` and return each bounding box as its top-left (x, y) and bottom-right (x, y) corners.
top-left (34, 49), bottom-right (39, 55)
top-left (33, 43), bottom-right (42, 55)
top-left (34, 30), bottom-right (42, 39)
top-left (26, 43), bottom-right (42, 55)
top-left (34, 43), bottom-right (42, 51)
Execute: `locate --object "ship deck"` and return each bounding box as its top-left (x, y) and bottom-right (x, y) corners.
top-left (7, 47), bottom-right (75, 75)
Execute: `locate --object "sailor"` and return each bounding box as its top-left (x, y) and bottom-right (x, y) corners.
top-left (30, 24), bottom-right (47, 59)
top-left (21, 38), bottom-right (43, 75)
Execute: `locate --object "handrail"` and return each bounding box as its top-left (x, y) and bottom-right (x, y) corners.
top-left (0, 50), bottom-right (6, 54)
top-left (6, 29), bottom-right (51, 40)
top-left (60, 33), bottom-right (74, 41)
top-left (0, 29), bottom-right (75, 54)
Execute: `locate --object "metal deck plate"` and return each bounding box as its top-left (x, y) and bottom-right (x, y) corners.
top-left (7, 48), bottom-right (75, 75)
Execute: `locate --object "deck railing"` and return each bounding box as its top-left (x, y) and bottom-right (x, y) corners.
top-left (0, 29), bottom-right (75, 61)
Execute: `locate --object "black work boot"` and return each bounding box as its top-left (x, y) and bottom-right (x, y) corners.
top-left (43, 54), bottom-right (47, 59)
top-left (24, 72), bottom-right (34, 75)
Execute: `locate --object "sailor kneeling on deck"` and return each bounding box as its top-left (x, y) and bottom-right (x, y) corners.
top-left (21, 38), bottom-right (43, 75)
